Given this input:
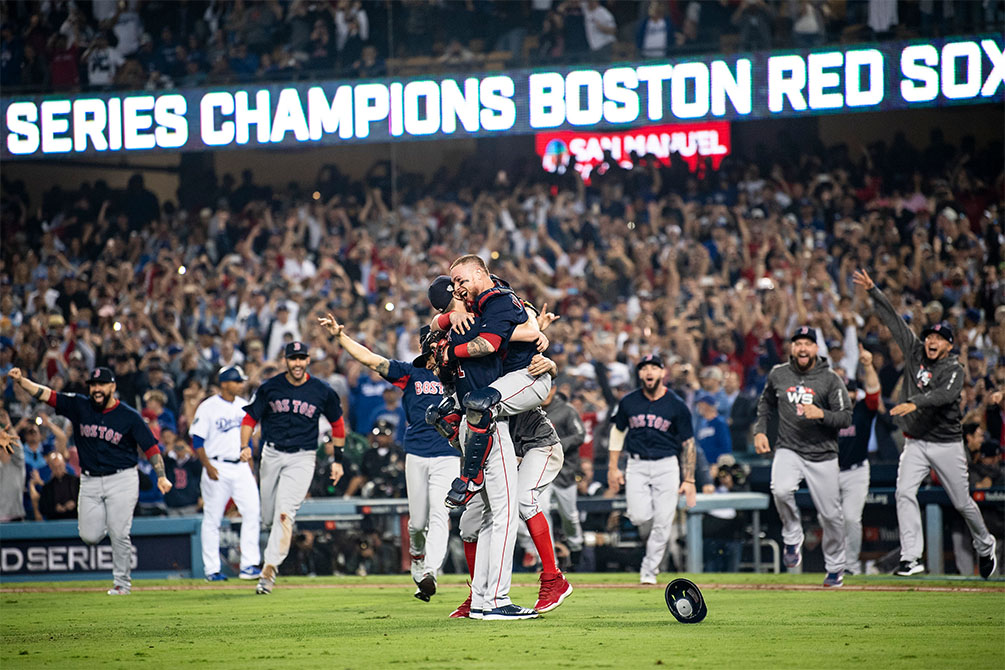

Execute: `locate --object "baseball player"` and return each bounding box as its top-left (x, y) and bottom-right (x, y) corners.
top-left (853, 269), bottom-right (997, 578)
top-left (240, 341), bottom-right (346, 594)
top-left (317, 314), bottom-right (458, 602)
top-left (423, 259), bottom-right (552, 620)
top-left (191, 366), bottom-right (262, 582)
top-left (9, 366), bottom-right (172, 595)
top-left (836, 345), bottom-right (881, 576)
top-left (754, 325), bottom-right (852, 587)
top-left (607, 355), bottom-right (697, 585)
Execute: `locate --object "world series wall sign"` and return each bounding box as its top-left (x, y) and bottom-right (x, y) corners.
top-left (3, 35), bottom-right (1001, 159)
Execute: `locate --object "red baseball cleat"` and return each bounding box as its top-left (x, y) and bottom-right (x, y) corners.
top-left (534, 573), bottom-right (573, 613)
top-left (450, 591), bottom-right (473, 618)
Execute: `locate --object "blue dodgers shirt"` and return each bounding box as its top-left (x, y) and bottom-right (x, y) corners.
top-left (243, 373), bottom-right (343, 452)
top-left (613, 387), bottom-right (694, 459)
top-left (695, 414), bottom-right (732, 464)
top-left (381, 360), bottom-right (457, 458)
top-left (49, 393), bottom-right (159, 473)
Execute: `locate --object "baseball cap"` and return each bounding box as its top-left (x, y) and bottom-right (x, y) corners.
top-left (920, 322), bottom-right (954, 344)
top-left (428, 275), bottom-right (454, 312)
top-left (695, 392), bottom-right (716, 406)
top-left (790, 326), bottom-right (818, 343)
top-left (635, 354), bottom-right (664, 373)
top-left (284, 341), bottom-right (309, 358)
top-left (219, 366), bottom-right (248, 383)
top-left (87, 367), bottom-right (116, 384)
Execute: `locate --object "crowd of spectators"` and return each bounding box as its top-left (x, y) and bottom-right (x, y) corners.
top-left (1, 121), bottom-right (1003, 533)
top-left (3, 0), bottom-right (1001, 92)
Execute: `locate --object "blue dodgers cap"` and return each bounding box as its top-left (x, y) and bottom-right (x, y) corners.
top-left (695, 392), bottom-right (717, 406)
top-left (790, 325), bottom-right (818, 343)
top-left (920, 322), bottom-right (954, 344)
top-left (218, 366), bottom-right (248, 383)
top-left (284, 341), bottom-right (309, 358)
top-left (428, 275), bottom-right (454, 312)
top-left (87, 366), bottom-right (116, 384)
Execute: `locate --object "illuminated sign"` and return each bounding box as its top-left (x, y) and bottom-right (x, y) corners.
top-left (2, 35), bottom-right (1000, 159)
top-left (536, 121), bottom-right (731, 182)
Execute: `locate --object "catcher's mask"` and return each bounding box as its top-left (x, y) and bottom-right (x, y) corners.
top-left (665, 578), bottom-right (707, 623)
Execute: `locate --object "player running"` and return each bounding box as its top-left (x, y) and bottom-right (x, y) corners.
top-left (240, 341), bottom-right (345, 594)
top-left (754, 326), bottom-right (852, 587)
top-left (318, 314), bottom-right (458, 602)
top-left (191, 366), bottom-right (262, 582)
top-left (607, 355), bottom-right (697, 585)
top-left (9, 366), bottom-right (172, 595)
top-left (854, 269), bottom-right (997, 579)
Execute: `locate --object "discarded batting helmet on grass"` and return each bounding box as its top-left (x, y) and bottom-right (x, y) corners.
top-left (665, 579), bottom-right (707, 623)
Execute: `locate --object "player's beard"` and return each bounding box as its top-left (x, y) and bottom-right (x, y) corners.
top-left (641, 377), bottom-right (661, 394)
top-left (89, 389), bottom-right (109, 410)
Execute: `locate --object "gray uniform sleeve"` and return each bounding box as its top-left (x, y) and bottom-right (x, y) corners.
top-left (557, 405), bottom-right (585, 455)
top-left (818, 371), bottom-right (853, 429)
top-left (912, 363), bottom-right (964, 409)
top-left (868, 286), bottom-right (920, 360)
top-left (754, 371), bottom-right (778, 435)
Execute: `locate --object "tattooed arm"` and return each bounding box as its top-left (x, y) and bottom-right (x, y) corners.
top-left (147, 450), bottom-right (173, 495)
top-left (319, 313), bottom-right (391, 376)
top-left (678, 437), bottom-right (697, 508)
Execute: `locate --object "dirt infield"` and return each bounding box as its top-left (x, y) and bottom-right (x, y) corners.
top-left (3, 580), bottom-right (1002, 594)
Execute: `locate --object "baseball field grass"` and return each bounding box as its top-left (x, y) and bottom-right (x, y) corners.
top-left (2, 573), bottom-right (1003, 670)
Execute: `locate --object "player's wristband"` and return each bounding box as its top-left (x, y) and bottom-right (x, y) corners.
top-left (683, 479), bottom-right (695, 484)
top-left (331, 447), bottom-right (343, 464)
top-left (435, 312), bottom-right (452, 331)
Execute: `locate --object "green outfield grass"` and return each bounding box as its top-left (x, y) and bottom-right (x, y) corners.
top-left (2, 573), bottom-right (1003, 670)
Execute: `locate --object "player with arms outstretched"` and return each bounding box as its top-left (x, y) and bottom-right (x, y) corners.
top-left (9, 366), bottom-right (172, 595)
top-left (318, 314), bottom-right (458, 602)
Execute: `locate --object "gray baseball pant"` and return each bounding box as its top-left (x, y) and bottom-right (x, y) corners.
top-left (839, 461), bottom-right (870, 574)
top-left (259, 446), bottom-right (316, 570)
top-left (896, 437), bottom-right (994, 563)
top-left (771, 448), bottom-right (846, 574)
top-left (625, 455), bottom-right (680, 580)
top-left (78, 468), bottom-right (139, 589)
top-left (405, 453), bottom-right (459, 579)
top-left (539, 482), bottom-right (584, 552)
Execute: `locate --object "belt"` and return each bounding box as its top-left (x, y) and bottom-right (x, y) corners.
top-left (628, 452), bottom-right (674, 461)
top-left (840, 460), bottom-right (867, 472)
top-left (82, 466), bottom-right (133, 477)
top-left (267, 443), bottom-right (308, 454)
top-left (210, 457), bottom-right (242, 464)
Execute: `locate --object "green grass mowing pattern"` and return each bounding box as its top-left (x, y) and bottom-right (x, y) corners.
top-left (2, 574), bottom-right (1003, 669)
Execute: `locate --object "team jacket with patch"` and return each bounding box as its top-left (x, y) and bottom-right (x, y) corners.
top-left (754, 356), bottom-right (852, 462)
top-left (868, 286), bottom-right (964, 443)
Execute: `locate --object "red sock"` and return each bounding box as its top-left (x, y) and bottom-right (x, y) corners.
top-left (463, 540), bottom-right (477, 579)
top-left (526, 512), bottom-right (559, 576)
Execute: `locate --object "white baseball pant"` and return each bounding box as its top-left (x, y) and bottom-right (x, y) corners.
top-left (491, 369), bottom-right (552, 419)
top-left (405, 453), bottom-right (459, 578)
top-left (896, 438), bottom-right (994, 563)
top-left (78, 468), bottom-right (139, 589)
top-left (259, 446), bottom-right (316, 570)
top-left (771, 448), bottom-right (846, 574)
top-left (625, 455), bottom-right (680, 580)
top-left (838, 460), bottom-right (870, 575)
top-left (201, 460), bottom-right (262, 575)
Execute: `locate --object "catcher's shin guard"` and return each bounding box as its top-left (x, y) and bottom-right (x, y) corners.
top-left (425, 396), bottom-right (461, 449)
top-left (445, 387), bottom-right (501, 508)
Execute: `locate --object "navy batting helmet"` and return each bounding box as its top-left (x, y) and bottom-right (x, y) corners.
top-left (665, 578), bottom-right (707, 623)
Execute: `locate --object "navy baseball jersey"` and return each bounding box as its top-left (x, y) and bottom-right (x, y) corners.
top-left (449, 317), bottom-right (503, 400)
top-left (382, 360), bottom-right (457, 458)
top-left (471, 287), bottom-right (533, 374)
top-left (243, 374), bottom-right (342, 452)
top-left (48, 393), bottom-right (159, 474)
top-left (838, 392), bottom-right (879, 469)
top-left (613, 388), bottom-right (694, 459)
